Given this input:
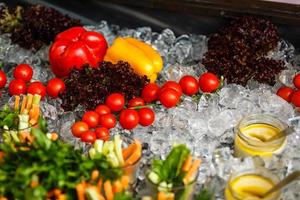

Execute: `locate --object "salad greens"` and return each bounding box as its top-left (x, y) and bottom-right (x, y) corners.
top-left (150, 144), bottom-right (190, 186)
top-left (147, 145), bottom-right (202, 200)
top-left (0, 105), bottom-right (19, 130)
top-left (0, 127), bottom-right (122, 200)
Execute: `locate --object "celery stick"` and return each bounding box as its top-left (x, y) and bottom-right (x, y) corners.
top-left (148, 171), bottom-right (160, 184)
top-left (114, 135), bottom-right (124, 166)
top-left (18, 114), bottom-right (30, 130)
top-left (94, 140), bottom-right (103, 154)
top-left (107, 152), bottom-right (120, 167)
top-left (89, 148), bottom-right (96, 159)
top-left (32, 94), bottom-right (41, 105)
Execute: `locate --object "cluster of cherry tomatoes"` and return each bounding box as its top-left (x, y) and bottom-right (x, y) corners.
top-left (4, 64), bottom-right (65, 98)
top-left (72, 72), bottom-right (220, 144)
top-left (276, 74), bottom-right (300, 107)
top-left (71, 93), bottom-right (156, 143)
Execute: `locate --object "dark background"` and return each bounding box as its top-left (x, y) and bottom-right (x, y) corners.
top-left (3, 0), bottom-right (300, 49)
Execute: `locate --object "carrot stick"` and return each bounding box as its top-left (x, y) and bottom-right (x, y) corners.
top-left (0, 197), bottom-right (8, 200)
top-left (14, 95), bottom-right (20, 111)
top-left (167, 193), bottom-right (175, 200)
top-left (51, 133), bottom-right (59, 141)
top-left (182, 155), bottom-right (193, 172)
top-left (157, 191), bottom-right (167, 200)
top-left (29, 104), bottom-right (40, 125)
top-left (183, 159), bottom-right (201, 185)
top-left (91, 170), bottom-right (99, 181)
top-left (124, 140), bottom-right (142, 166)
top-left (19, 132), bottom-right (32, 143)
top-left (76, 182), bottom-right (86, 200)
top-left (57, 194), bottom-right (67, 200)
top-left (104, 180), bottom-right (114, 200)
top-left (120, 175), bottom-right (130, 190)
top-left (53, 188), bottom-right (62, 196)
top-left (20, 96), bottom-right (27, 114)
top-left (122, 143), bottom-right (136, 160)
top-left (112, 180), bottom-right (123, 193)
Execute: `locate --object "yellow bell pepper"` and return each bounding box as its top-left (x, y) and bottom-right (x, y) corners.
top-left (104, 37), bottom-right (163, 82)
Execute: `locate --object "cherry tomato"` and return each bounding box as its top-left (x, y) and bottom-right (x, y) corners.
top-left (27, 81), bottom-right (47, 98)
top-left (95, 104), bottom-right (111, 115)
top-left (0, 70), bottom-right (7, 88)
top-left (159, 88), bottom-right (180, 108)
top-left (105, 93), bottom-right (125, 112)
top-left (161, 81), bottom-right (182, 96)
top-left (99, 113), bottom-right (116, 129)
top-left (141, 83), bottom-right (160, 103)
top-left (71, 121), bottom-right (89, 138)
top-left (179, 75), bottom-right (199, 96)
top-left (8, 79), bottom-right (27, 95)
top-left (46, 78), bottom-right (65, 98)
top-left (82, 111), bottom-right (100, 128)
top-left (198, 72), bottom-right (220, 93)
top-left (293, 74), bottom-right (300, 89)
top-left (95, 127), bottom-right (110, 141)
top-left (291, 90), bottom-right (300, 107)
top-left (119, 109), bottom-right (139, 130)
top-left (81, 130), bottom-right (96, 144)
top-left (13, 64), bottom-right (33, 82)
top-left (276, 86), bottom-right (294, 102)
top-left (128, 97), bottom-right (145, 108)
top-left (138, 108), bottom-right (155, 126)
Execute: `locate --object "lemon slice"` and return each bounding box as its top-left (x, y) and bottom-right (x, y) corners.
top-left (230, 174), bottom-right (274, 199)
top-left (241, 124), bottom-right (279, 142)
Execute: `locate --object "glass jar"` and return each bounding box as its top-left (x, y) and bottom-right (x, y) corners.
top-left (225, 166), bottom-right (281, 200)
top-left (234, 114), bottom-right (287, 158)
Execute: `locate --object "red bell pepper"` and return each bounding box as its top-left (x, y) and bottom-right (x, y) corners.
top-left (49, 27), bottom-right (108, 77)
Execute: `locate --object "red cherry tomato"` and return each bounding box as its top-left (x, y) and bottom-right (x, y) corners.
top-left (293, 74), bottom-right (300, 89)
top-left (13, 64), bottom-right (33, 82)
top-left (198, 72), bottom-right (220, 93)
top-left (81, 130), bottom-right (96, 144)
top-left (95, 104), bottom-right (111, 115)
top-left (141, 83), bottom-right (160, 103)
top-left (128, 97), bottom-right (145, 108)
top-left (95, 127), bottom-right (110, 141)
top-left (71, 121), bottom-right (89, 138)
top-left (8, 79), bottom-right (27, 95)
top-left (291, 90), bottom-right (300, 107)
top-left (138, 107), bottom-right (155, 126)
top-left (99, 113), bottom-right (116, 129)
top-left (276, 86), bottom-right (294, 102)
top-left (179, 75), bottom-right (199, 96)
top-left (159, 88), bottom-right (180, 108)
top-left (46, 78), bottom-right (65, 98)
top-left (161, 81), bottom-right (182, 96)
top-left (119, 109), bottom-right (139, 130)
top-left (105, 93), bottom-right (125, 112)
top-left (82, 111), bottom-right (100, 128)
top-left (0, 70), bottom-right (7, 88)
top-left (27, 81), bottom-right (47, 98)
